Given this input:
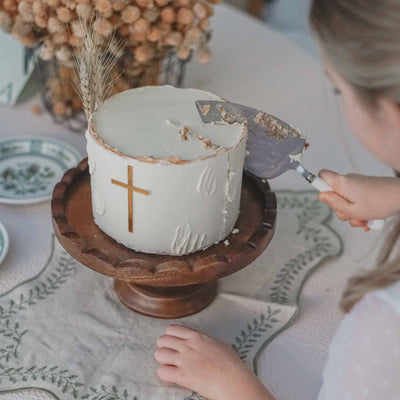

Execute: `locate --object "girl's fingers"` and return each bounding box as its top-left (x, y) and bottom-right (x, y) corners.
top-left (319, 191), bottom-right (353, 215)
top-left (349, 219), bottom-right (367, 228)
top-left (154, 347), bottom-right (181, 366)
top-left (157, 365), bottom-right (180, 383)
top-left (157, 334), bottom-right (186, 351)
top-left (164, 324), bottom-right (197, 339)
top-left (335, 211), bottom-right (350, 221)
top-left (318, 169), bottom-right (346, 194)
top-left (348, 219), bottom-right (370, 231)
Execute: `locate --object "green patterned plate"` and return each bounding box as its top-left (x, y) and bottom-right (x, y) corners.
top-left (0, 136), bottom-right (81, 204)
top-left (0, 221), bottom-right (9, 265)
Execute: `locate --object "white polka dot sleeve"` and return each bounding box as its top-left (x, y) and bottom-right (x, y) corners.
top-left (317, 288), bottom-right (400, 400)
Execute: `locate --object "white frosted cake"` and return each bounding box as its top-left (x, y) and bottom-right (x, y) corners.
top-left (85, 85), bottom-right (247, 255)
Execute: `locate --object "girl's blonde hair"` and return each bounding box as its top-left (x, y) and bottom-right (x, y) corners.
top-left (309, 0), bottom-right (400, 312)
top-left (340, 217), bottom-right (400, 312)
top-left (310, 0), bottom-right (400, 104)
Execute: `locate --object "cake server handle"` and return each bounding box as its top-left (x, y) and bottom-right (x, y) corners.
top-left (311, 176), bottom-right (333, 192)
top-left (295, 164), bottom-right (385, 231)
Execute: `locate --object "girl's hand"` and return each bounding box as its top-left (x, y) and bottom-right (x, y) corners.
top-left (318, 170), bottom-right (400, 230)
top-left (155, 324), bottom-right (274, 400)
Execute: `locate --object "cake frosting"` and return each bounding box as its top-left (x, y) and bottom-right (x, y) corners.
top-left (86, 85), bottom-right (247, 255)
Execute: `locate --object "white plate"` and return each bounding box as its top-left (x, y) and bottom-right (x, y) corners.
top-left (0, 136), bottom-right (81, 204)
top-left (0, 221), bottom-right (9, 265)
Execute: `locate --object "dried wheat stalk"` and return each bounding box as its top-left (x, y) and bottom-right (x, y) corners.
top-left (74, 16), bottom-right (124, 119)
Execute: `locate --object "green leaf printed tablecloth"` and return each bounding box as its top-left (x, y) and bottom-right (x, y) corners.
top-left (0, 191), bottom-right (342, 400)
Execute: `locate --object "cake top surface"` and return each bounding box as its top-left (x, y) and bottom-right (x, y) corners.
top-left (92, 85), bottom-right (245, 161)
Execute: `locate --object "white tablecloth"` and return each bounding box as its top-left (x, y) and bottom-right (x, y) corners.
top-left (0, 4), bottom-right (393, 399)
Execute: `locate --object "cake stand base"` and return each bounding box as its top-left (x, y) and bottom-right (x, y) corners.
top-left (114, 280), bottom-right (217, 318)
top-left (52, 158), bottom-right (277, 319)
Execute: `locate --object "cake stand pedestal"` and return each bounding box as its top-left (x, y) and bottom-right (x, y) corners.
top-left (52, 159), bottom-right (277, 319)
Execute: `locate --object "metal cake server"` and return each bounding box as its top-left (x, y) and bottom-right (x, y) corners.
top-left (195, 100), bottom-right (384, 230)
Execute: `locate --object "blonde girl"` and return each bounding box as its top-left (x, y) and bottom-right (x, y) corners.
top-left (154, 1), bottom-right (400, 399)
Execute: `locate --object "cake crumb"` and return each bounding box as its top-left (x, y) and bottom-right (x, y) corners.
top-left (254, 111), bottom-right (302, 140)
top-left (198, 103), bottom-right (211, 116)
top-left (224, 239), bottom-right (230, 246)
top-left (178, 126), bottom-right (189, 141)
top-left (217, 104), bottom-right (245, 124)
top-left (261, 179), bottom-right (266, 183)
top-left (199, 136), bottom-right (212, 149)
top-left (31, 104), bottom-right (42, 115)
top-left (246, 150), bottom-right (250, 156)
top-left (176, 124), bottom-right (221, 151)
top-left (232, 228), bottom-right (239, 234)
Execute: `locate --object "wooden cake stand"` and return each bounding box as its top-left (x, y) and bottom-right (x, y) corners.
top-left (52, 158), bottom-right (277, 318)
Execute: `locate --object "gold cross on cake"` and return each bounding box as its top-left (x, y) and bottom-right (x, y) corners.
top-left (111, 165), bottom-right (149, 233)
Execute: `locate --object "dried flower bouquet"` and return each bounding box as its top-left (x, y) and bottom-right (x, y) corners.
top-left (0, 0), bottom-right (219, 120)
